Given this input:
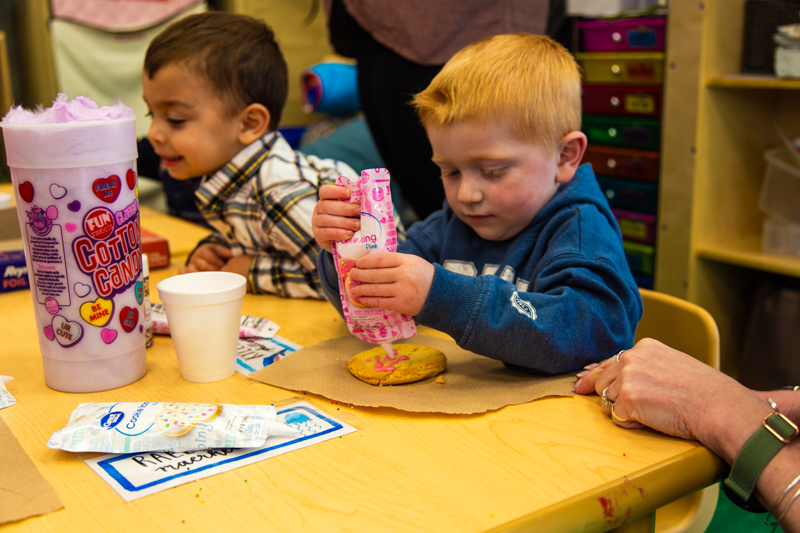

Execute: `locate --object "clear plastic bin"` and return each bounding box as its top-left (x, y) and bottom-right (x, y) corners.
top-left (760, 146), bottom-right (800, 225)
top-left (763, 216), bottom-right (800, 258)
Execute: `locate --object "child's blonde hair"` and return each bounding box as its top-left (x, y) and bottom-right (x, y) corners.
top-left (413, 33), bottom-right (582, 152)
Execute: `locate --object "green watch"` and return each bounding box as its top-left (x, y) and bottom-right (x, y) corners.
top-left (722, 401), bottom-right (798, 512)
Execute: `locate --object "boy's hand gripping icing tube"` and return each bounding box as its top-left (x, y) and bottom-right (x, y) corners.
top-left (331, 169), bottom-right (416, 360)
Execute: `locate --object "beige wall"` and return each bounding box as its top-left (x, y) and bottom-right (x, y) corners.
top-left (13, 0), bottom-right (332, 127)
top-left (15, 0), bottom-right (57, 109)
top-left (220, 0), bottom-right (334, 126)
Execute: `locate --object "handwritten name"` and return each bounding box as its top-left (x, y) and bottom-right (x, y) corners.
top-left (131, 449), bottom-right (236, 473)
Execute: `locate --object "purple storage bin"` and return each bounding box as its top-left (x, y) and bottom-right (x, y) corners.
top-left (577, 17), bottom-right (667, 52)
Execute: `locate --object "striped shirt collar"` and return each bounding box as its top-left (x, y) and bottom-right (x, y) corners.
top-left (195, 131), bottom-right (281, 214)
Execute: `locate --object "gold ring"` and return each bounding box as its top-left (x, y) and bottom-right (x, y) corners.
top-left (611, 404), bottom-right (629, 422)
top-left (615, 349), bottom-right (626, 363)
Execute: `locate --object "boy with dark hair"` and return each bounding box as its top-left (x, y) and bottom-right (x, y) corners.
top-left (143, 12), bottom-right (356, 297)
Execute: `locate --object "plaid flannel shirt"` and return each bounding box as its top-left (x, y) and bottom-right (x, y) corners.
top-left (193, 131), bottom-right (357, 298)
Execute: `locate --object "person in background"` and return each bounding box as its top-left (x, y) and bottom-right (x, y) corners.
top-left (321, 0), bottom-right (551, 222)
top-left (312, 33), bottom-right (642, 373)
top-left (574, 339), bottom-right (800, 533)
top-left (142, 12), bottom-right (356, 297)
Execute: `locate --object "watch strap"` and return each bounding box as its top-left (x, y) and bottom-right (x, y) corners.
top-left (723, 412), bottom-right (798, 511)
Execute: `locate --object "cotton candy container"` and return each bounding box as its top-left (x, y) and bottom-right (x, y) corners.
top-left (332, 169), bottom-right (416, 352)
top-left (1, 95), bottom-right (145, 392)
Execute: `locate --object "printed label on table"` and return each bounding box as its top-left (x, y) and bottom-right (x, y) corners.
top-left (0, 379), bottom-right (15, 410)
top-left (85, 401), bottom-right (356, 502)
top-left (235, 335), bottom-right (301, 376)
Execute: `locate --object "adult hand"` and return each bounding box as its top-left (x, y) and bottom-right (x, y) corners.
top-left (349, 252), bottom-right (435, 316)
top-left (311, 184), bottom-right (361, 253)
top-left (180, 243), bottom-right (234, 274)
top-left (573, 338), bottom-right (764, 453)
top-left (755, 389), bottom-right (800, 423)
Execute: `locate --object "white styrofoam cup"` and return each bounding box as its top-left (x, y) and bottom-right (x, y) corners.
top-left (157, 272), bottom-right (246, 383)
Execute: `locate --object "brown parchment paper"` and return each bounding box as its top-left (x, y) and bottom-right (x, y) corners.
top-left (0, 415), bottom-right (63, 525)
top-left (250, 335), bottom-right (575, 414)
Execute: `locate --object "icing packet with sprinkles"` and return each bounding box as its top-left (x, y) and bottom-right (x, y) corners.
top-left (47, 402), bottom-right (298, 453)
top-left (331, 169), bottom-right (417, 357)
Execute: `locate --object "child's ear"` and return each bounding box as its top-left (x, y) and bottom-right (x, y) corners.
top-left (237, 103), bottom-right (271, 145)
top-left (555, 131), bottom-right (588, 184)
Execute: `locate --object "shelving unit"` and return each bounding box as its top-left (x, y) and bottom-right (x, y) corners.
top-left (687, 0), bottom-right (800, 376)
top-left (574, 16), bottom-right (668, 290)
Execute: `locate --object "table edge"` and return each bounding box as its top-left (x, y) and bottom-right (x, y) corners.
top-left (484, 446), bottom-right (727, 533)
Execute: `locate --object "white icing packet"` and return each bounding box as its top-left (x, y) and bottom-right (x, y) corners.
top-left (47, 402), bottom-right (296, 453)
top-left (0, 376), bottom-right (16, 409)
top-left (150, 303), bottom-right (279, 338)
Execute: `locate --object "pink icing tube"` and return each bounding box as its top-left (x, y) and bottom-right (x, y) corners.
top-left (331, 169), bottom-right (417, 360)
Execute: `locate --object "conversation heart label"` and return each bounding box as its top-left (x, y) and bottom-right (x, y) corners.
top-left (52, 315), bottom-right (83, 347)
top-left (80, 298), bottom-right (114, 327)
top-left (119, 306), bottom-right (138, 333)
top-left (93, 175), bottom-right (121, 203)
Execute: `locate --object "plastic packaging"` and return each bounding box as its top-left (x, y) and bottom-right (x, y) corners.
top-left (331, 169), bottom-right (416, 358)
top-left (47, 402), bottom-right (299, 453)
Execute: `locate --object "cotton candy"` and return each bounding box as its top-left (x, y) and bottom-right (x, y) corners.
top-left (1, 93), bottom-right (133, 124)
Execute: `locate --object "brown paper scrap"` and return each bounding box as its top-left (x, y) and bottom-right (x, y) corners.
top-left (250, 335), bottom-right (575, 414)
top-left (0, 415), bottom-right (63, 525)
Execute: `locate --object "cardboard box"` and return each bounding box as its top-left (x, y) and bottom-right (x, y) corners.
top-left (140, 227), bottom-right (171, 269)
top-left (0, 250), bottom-right (29, 293)
top-left (0, 194), bottom-right (29, 293)
top-left (0, 194), bottom-right (22, 249)
top-left (0, 194), bottom-right (27, 293)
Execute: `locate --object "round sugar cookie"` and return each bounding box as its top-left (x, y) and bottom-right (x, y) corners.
top-left (348, 344), bottom-right (446, 386)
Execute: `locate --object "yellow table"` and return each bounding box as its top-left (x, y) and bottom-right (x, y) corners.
top-left (0, 208), bottom-right (726, 533)
top-left (138, 205), bottom-right (211, 257)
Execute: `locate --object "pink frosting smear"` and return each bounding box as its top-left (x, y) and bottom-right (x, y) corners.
top-left (1, 93), bottom-right (133, 125)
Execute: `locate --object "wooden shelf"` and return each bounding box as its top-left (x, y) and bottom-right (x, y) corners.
top-left (696, 235), bottom-right (800, 278)
top-left (707, 74), bottom-right (800, 90)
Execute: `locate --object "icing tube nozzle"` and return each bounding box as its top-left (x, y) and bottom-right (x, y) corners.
top-left (266, 420), bottom-right (301, 437)
top-left (380, 343), bottom-right (395, 359)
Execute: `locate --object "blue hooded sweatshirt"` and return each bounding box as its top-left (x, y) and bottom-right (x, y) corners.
top-left (319, 163), bottom-right (643, 374)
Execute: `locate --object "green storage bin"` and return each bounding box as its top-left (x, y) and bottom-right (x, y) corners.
top-left (574, 52), bottom-right (665, 85)
top-left (582, 115), bottom-right (661, 150)
top-left (623, 240), bottom-right (654, 276)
